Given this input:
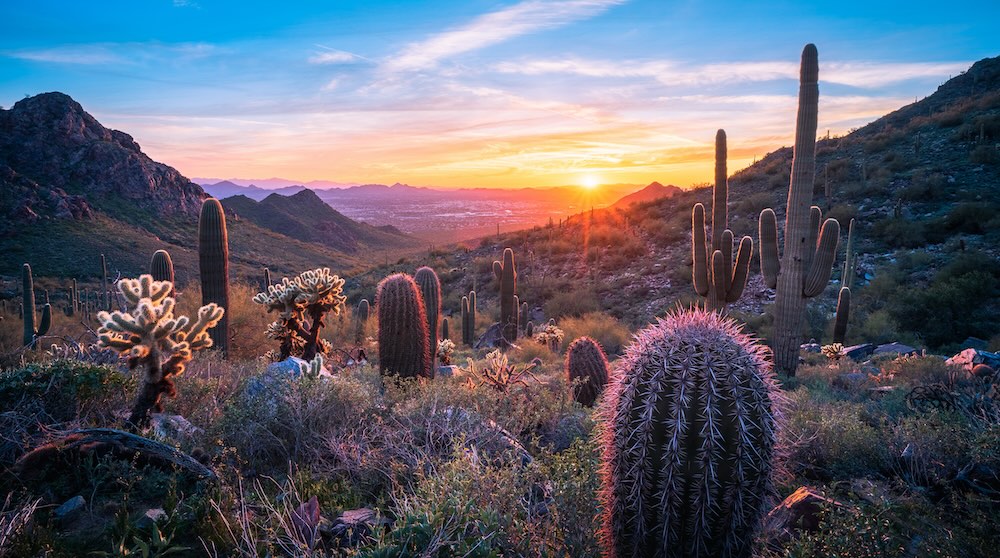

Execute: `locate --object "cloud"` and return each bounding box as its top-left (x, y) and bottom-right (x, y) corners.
top-left (3, 42), bottom-right (215, 66)
top-left (382, 0), bottom-right (624, 72)
top-left (4, 45), bottom-right (123, 65)
top-left (494, 57), bottom-right (969, 88)
top-left (308, 50), bottom-right (363, 65)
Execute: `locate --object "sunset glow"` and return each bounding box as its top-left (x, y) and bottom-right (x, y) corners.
top-left (1, 1), bottom-right (993, 189)
top-left (580, 175), bottom-right (600, 190)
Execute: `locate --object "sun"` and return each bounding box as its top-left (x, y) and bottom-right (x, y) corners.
top-left (579, 174), bottom-right (600, 190)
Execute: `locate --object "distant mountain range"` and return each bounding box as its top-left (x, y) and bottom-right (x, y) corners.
top-left (0, 92), bottom-right (418, 282)
top-left (611, 181), bottom-right (682, 209)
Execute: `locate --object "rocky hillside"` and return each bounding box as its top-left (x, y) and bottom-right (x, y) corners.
top-left (221, 189), bottom-right (417, 254)
top-left (370, 54), bottom-right (1000, 353)
top-left (0, 93), bottom-right (419, 284)
top-left (610, 181), bottom-right (681, 209)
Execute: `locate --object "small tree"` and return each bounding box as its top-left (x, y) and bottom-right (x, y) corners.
top-left (97, 275), bottom-right (224, 429)
top-left (253, 267), bottom-right (347, 361)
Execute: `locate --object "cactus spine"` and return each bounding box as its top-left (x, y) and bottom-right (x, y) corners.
top-left (492, 248), bottom-right (517, 348)
top-left (377, 273), bottom-right (432, 379)
top-left (414, 266), bottom-right (441, 364)
top-left (461, 295), bottom-right (471, 346)
top-left (833, 287), bottom-right (851, 345)
top-left (600, 309), bottom-right (778, 558)
top-left (198, 198), bottom-right (230, 356)
top-left (759, 44), bottom-right (840, 376)
top-left (22, 264), bottom-right (50, 348)
top-left (150, 249), bottom-right (175, 297)
top-left (692, 130), bottom-right (753, 312)
top-left (565, 337), bottom-right (609, 407)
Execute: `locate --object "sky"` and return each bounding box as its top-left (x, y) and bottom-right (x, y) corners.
top-left (1, 0), bottom-right (996, 189)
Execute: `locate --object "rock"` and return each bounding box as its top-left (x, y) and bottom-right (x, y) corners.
top-left (961, 337), bottom-right (989, 350)
top-left (833, 372), bottom-right (869, 390)
top-left (474, 322), bottom-right (505, 350)
top-left (134, 508), bottom-right (166, 532)
top-left (800, 342), bottom-right (822, 354)
top-left (873, 342), bottom-right (920, 357)
top-left (972, 364), bottom-right (997, 379)
top-left (763, 487), bottom-right (843, 549)
top-left (151, 413), bottom-right (202, 442)
top-left (54, 495), bottom-right (86, 520)
top-left (844, 343), bottom-right (876, 361)
top-left (436, 365), bottom-right (459, 377)
top-left (946, 348), bottom-right (1000, 373)
top-left (324, 508), bottom-right (387, 548)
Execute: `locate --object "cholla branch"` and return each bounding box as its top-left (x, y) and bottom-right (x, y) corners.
top-left (467, 349), bottom-right (540, 393)
top-left (253, 267), bottom-right (346, 361)
top-left (97, 275), bottom-right (223, 429)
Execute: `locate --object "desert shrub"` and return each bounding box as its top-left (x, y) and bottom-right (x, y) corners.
top-left (825, 203), bottom-right (858, 229)
top-left (872, 217), bottom-right (927, 248)
top-left (783, 389), bottom-right (892, 479)
top-left (558, 312), bottom-right (631, 356)
top-left (890, 413), bottom-right (985, 488)
top-left (938, 202), bottom-right (1000, 235)
top-left (856, 309), bottom-right (904, 346)
top-left (781, 500), bottom-right (903, 558)
top-left (877, 355), bottom-right (955, 387)
top-left (545, 288), bottom-right (600, 319)
top-left (734, 191), bottom-right (774, 217)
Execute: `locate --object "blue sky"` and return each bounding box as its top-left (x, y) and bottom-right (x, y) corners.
top-left (1, 0), bottom-right (996, 187)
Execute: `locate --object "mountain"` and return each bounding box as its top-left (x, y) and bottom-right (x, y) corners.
top-left (202, 180), bottom-right (305, 200)
top-left (220, 189), bottom-right (416, 254)
top-left (0, 93), bottom-right (417, 283)
top-left (611, 181), bottom-right (682, 208)
top-left (193, 177), bottom-right (359, 190)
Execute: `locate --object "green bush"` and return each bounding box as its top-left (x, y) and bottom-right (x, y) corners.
top-left (558, 312), bottom-right (631, 356)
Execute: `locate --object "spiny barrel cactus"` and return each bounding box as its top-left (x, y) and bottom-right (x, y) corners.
top-left (601, 308), bottom-right (778, 558)
top-left (692, 130), bottom-right (753, 312)
top-left (22, 263), bottom-right (50, 348)
top-left (833, 286), bottom-right (850, 345)
top-left (376, 273), bottom-right (432, 379)
top-left (253, 267), bottom-right (347, 361)
top-left (414, 266), bottom-right (441, 364)
top-left (565, 336), bottom-right (609, 407)
top-left (492, 248), bottom-right (517, 348)
top-left (150, 249), bottom-right (175, 297)
top-left (198, 198), bottom-right (230, 355)
top-left (97, 275), bottom-right (224, 428)
top-left (759, 44), bottom-right (840, 376)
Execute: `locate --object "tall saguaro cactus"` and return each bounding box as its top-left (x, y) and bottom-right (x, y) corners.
top-left (492, 248), bottom-right (517, 348)
top-left (842, 218), bottom-right (856, 290)
top-left (150, 249), bottom-right (175, 297)
top-left (198, 198), bottom-right (230, 356)
top-left (376, 273), bottom-right (432, 379)
top-left (692, 129), bottom-right (753, 312)
top-left (833, 287), bottom-right (851, 344)
top-left (461, 295), bottom-right (471, 346)
top-left (356, 298), bottom-right (370, 345)
top-left (101, 253), bottom-right (109, 310)
top-left (469, 289), bottom-right (477, 343)
top-left (759, 44), bottom-right (840, 376)
top-left (414, 267), bottom-right (441, 364)
top-left (22, 264), bottom-right (50, 348)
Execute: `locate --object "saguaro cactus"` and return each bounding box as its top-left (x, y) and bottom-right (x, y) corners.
top-left (842, 218), bottom-right (856, 290)
top-left (461, 295), bottom-right (471, 346)
top-left (101, 253), bottom-right (109, 310)
top-left (356, 298), bottom-right (370, 344)
top-left (565, 336), bottom-right (609, 407)
top-left (442, 317), bottom-right (449, 340)
top-left (601, 309), bottom-right (778, 558)
top-left (520, 301), bottom-right (529, 335)
top-left (469, 290), bottom-right (477, 343)
top-left (22, 264), bottom-right (50, 348)
top-left (513, 295), bottom-right (520, 338)
top-left (833, 287), bottom-right (851, 345)
top-left (692, 130), bottom-right (753, 312)
top-left (376, 273), bottom-right (432, 379)
top-left (198, 198), bottom-right (230, 356)
top-left (759, 44), bottom-right (840, 376)
top-left (150, 249), bottom-right (175, 297)
top-left (414, 267), bottom-right (441, 364)
top-left (97, 275), bottom-right (224, 428)
top-left (492, 248), bottom-right (517, 348)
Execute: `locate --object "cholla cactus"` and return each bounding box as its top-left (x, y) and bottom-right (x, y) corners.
top-left (297, 354), bottom-right (326, 379)
top-left (533, 323), bottom-right (565, 352)
top-left (821, 342), bottom-right (845, 361)
top-left (437, 338), bottom-right (456, 366)
top-left (97, 275), bottom-right (224, 428)
top-left (600, 308), bottom-right (778, 558)
top-left (253, 267), bottom-right (347, 361)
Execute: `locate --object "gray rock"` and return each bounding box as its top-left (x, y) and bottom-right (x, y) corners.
top-left (474, 322), bottom-right (505, 350)
top-left (873, 342), bottom-right (920, 357)
top-left (833, 372), bottom-right (869, 390)
top-left (844, 343), bottom-right (876, 361)
top-left (54, 495), bottom-right (85, 520)
top-left (134, 508), bottom-right (166, 532)
top-left (763, 487), bottom-right (844, 550)
top-left (800, 343), bottom-right (822, 354)
top-left (151, 413), bottom-right (201, 441)
top-left (436, 365), bottom-right (459, 377)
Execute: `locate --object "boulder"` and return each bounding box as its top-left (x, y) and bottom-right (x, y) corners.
top-left (763, 487), bottom-right (844, 549)
top-left (151, 413), bottom-right (202, 442)
top-left (833, 372), bottom-right (870, 390)
top-left (54, 495), bottom-right (86, 520)
top-left (323, 508), bottom-right (388, 548)
top-left (946, 348), bottom-right (1000, 373)
top-left (474, 322), bottom-right (505, 350)
top-left (873, 342), bottom-right (920, 357)
top-left (843, 343), bottom-right (876, 361)
top-left (800, 342), bottom-right (821, 354)
top-left (436, 365), bottom-right (459, 378)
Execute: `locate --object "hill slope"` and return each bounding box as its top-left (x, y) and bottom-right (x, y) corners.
top-left (0, 93), bottom-right (416, 284)
top-left (611, 181), bottom-right (681, 209)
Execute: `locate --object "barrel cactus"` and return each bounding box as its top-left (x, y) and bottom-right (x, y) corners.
top-left (97, 275), bottom-right (224, 428)
top-left (198, 198), bottom-right (230, 355)
top-left (414, 266), bottom-right (441, 363)
top-left (600, 308), bottom-right (779, 558)
top-left (376, 273), bottom-right (432, 379)
top-left (565, 336), bottom-right (610, 407)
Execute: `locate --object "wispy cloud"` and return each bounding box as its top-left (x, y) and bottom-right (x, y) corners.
top-left (3, 42), bottom-right (216, 66)
top-left (308, 49), bottom-right (363, 65)
top-left (382, 0), bottom-right (624, 72)
top-left (494, 57), bottom-right (969, 88)
top-left (4, 45), bottom-right (124, 65)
